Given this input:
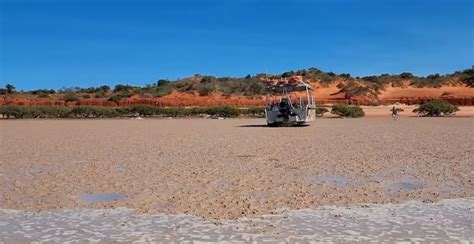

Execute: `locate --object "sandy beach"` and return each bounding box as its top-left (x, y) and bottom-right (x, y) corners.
top-left (1, 117), bottom-right (473, 220)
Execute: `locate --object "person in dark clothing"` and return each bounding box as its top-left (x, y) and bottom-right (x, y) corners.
top-left (391, 106), bottom-right (398, 120)
top-left (279, 98), bottom-right (291, 122)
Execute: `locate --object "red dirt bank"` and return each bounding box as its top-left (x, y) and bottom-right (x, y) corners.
top-left (1, 83), bottom-right (473, 107)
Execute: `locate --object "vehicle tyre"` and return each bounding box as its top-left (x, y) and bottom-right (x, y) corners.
top-left (267, 122), bottom-right (276, 127)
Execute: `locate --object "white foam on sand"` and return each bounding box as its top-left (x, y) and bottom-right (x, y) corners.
top-left (1, 198), bottom-right (473, 243)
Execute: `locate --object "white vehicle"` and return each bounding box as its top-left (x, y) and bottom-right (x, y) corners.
top-left (265, 76), bottom-right (316, 126)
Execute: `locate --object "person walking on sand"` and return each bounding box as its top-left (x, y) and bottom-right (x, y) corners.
top-left (391, 106), bottom-right (398, 121)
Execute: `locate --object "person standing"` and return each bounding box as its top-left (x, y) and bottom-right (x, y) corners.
top-left (391, 106), bottom-right (398, 121)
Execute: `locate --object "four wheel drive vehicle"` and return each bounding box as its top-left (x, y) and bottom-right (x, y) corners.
top-left (265, 76), bottom-right (316, 126)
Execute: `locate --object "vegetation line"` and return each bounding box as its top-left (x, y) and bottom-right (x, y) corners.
top-left (0, 100), bottom-right (459, 119)
top-left (0, 105), bottom-right (265, 119)
top-left (1, 68), bottom-right (472, 101)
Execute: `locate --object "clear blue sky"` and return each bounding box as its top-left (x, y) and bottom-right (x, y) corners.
top-left (1, 0), bottom-right (473, 90)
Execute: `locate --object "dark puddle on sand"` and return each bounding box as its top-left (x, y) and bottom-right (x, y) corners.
top-left (388, 182), bottom-right (423, 191)
top-left (304, 175), bottom-right (350, 187)
top-left (29, 168), bottom-right (44, 175)
top-left (385, 178), bottom-right (424, 198)
top-left (216, 180), bottom-right (233, 190)
top-left (79, 193), bottom-right (126, 203)
top-left (387, 178), bottom-right (423, 191)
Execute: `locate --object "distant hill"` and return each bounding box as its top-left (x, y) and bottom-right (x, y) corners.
top-left (1, 67), bottom-right (473, 107)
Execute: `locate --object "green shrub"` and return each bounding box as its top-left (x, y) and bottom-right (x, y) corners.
top-left (331, 104), bottom-right (365, 118)
top-left (460, 68), bottom-right (474, 87)
top-left (0, 106), bottom-right (27, 118)
top-left (31, 89), bottom-right (55, 95)
top-left (0, 106), bottom-right (118, 119)
top-left (316, 107), bottom-right (329, 116)
top-left (201, 106), bottom-right (240, 117)
top-left (5, 84), bottom-right (15, 94)
top-left (0, 105), bottom-right (265, 119)
top-left (126, 105), bottom-right (242, 118)
top-left (95, 90), bottom-right (107, 98)
top-left (107, 94), bottom-right (122, 103)
top-left (197, 84), bottom-right (214, 96)
top-left (41, 106), bottom-right (72, 118)
top-left (38, 93), bottom-right (50, 98)
top-left (63, 92), bottom-right (79, 102)
top-left (400, 72), bottom-right (414, 79)
top-left (108, 92), bottom-right (128, 102)
top-left (82, 94), bottom-right (91, 99)
top-left (70, 106), bottom-right (120, 118)
top-left (413, 100), bottom-right (459, 116)
top-left (128, 105), bottom-right (157, 117)
top-left (241, 107), bottom-right (265, 117)
top-left (157, 79), bottom-right (171, 87)
top-left (152, 85), bottom-right (173, 97)
top-left (113, 84), bottom-right (133, 92)
top-left (0, 106), bottom-right (72, 118)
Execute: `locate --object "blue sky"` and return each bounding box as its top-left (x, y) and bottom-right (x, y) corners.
top-left (1, 0), bottom-right (473, 90)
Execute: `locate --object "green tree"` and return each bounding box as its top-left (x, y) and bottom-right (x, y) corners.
top-left (461, 68), bottom-right (474, 87)
top-left (5, 84), bottom-right (15, 94)
top-left (197, 84), bottom-right (214, 96)
top-left (331, 104), bottom-right (365, 118)
top-left (413, 100), bottom-right (459, 116)
top-left (281, 71), bottom-right (295, 77)
top-left (200, 76), bottom-right (216, 83)
top-left (38, 93), bottom-right (50, 98)
top-left (95, 90), bottom-right (107, 98)
top-left (400, 72), bottom-right (414, 79)
top-left (100, 85), bottom-right (111, 92)
top-left (332, 81), bottom-right (377, 102)
top-left (157, 79), bottom-right (170, 87)
top-left (63, 92), bottom-right (80, 102)
top-left (339, 73), bottom-right (352, 79)
top-left (316, 107), bottom-right (329, 117)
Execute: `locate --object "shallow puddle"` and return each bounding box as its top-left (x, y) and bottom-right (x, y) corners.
top-left (115, 165), bottom-right (127, 174)
top-left (387, 178), bottom-right (423, 191)
top-left (368, 173), bottom-right (388, 183)
top-left (304, 175), bottom-right (350, 187)
top-left (388, 182), bottom-right (422, 190)
top-left (216, 180), bottom-right (233, 190)
top-left (79, 193), bottom-right (126, 203)
top-left (29, 168), bottom-right (44, 175)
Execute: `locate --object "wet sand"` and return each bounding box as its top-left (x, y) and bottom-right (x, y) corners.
top-left (0, 118), bottom-right (473, 220)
